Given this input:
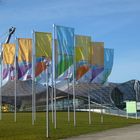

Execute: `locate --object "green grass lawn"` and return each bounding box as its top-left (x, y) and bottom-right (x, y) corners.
top-left (0, 112), bottom-right (140, 140)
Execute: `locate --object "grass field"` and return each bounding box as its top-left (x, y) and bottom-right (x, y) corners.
top-left (0, 112), bottom-right (140, 140)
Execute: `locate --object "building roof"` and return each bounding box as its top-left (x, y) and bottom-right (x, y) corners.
top-left (1, 80), bottom-right (46, 96)
top-left (1, 79), bottom-right (140, 108)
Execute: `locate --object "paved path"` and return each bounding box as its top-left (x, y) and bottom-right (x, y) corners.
top-left (63, 124), bottom-right (140, 140)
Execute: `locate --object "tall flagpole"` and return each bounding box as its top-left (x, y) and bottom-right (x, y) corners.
top-left (14, 38), bottom-right (17, 122)
top-left (73, 33), bottom-right (76, 127)
top-left (51, 28), bottom-right (54, 124)
top-left (88, 83), bottom-right (91, 125)
top-left (51, 62), bottom-right (54, 124)
top-left (53, 24), bottom-right (57, 129)
top-left (66, 55), bottom-right (70, 123)
top-left (67, 78), bottom-right (70, 123)
top-left (34, 32), bottom-right (36, 122)
top-left (100, 93), bottom-right (103, 124)
top-left (0, 43), bottom-right (2, 120)
top-left (32, 31), bottom-right (35, 125)
top-left (46, 63), bottom-right (49, 138)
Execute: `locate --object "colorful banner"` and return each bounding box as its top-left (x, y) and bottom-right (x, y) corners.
top-left (75, 47), bottom-right (84, 62)
top-left (104, 48), bottom-right (114, 71)
top-left (75, 35), bottom-right (91, 62)
top-left (92, 48), bottom-right (114, 84)
top-left (3, 44), bottom-right (16, 65)
top-left (17, 38), bottom-right (32, 80)
top-left (18, 62), bottom-right (32, 80)
top-left (77, 41), bottom-right (104, 83)
top-left (2, 65), bottom-right (10, 85)
top-left (55, 25), bottom-right (74, 77)
top-left (2, 44), bottom-right (16, 82)
top-left (18, 38), bottom-right (32, 62)
top-left (35, 32), bottom-right (52, 81)
top-left (35, 32), bottom-right (52, 58)
top-left (90, 66), bottom-right (104, 82)
top-left (57, 55), bottom-right (73, 77)
top-left (3, 64), bottom-right (14, 80)
top-left (91, 42), bottom-right (104, 66)
top-left (89, 42), bottom-right (104, 82)
top-left (75, 35), bottom-right (91, 80)
top-left (76, 65), bottom-right (89, 80)
top-left (35, 57), bottom-right (48, 77)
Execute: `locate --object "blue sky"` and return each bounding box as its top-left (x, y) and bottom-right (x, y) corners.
top-left (0, 0), bottom-right (140, 83)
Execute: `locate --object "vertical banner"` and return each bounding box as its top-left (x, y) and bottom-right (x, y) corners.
top-left (18, 38), bottom-right (32, 80)
top-left (90, 42), bottom-right (104, 82)
top-left (35, 31), bottom-right (52, 136)
top-left (35, 32), bottom-right (52, 58)
top-left (93, 48), bottom-right (114, 84)
top-left (91, 42), bottom-right (104, 66)
top-left (3, 43), bottom-right (16, 121)
top-left (3, 44), bottom-right (16, 65)
top-left (75, 35), bottom-right (92, 125)
top-left (55, 25), bottom-right (74, 78)
top-left (75, 35), bottom-right (91, 81)
top-left (35, 32), bottom-right (52, 84)
top-left (102, 48), bottom-right (114, 83)
top-left (3, 44), bottom-right (16, 81)
top-left (55, 25), bottom-right (75, 127)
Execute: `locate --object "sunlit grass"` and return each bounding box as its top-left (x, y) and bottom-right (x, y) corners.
top-left (0, 112), bottom-right (140, 140)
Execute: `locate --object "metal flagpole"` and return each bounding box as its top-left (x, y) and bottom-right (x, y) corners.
top-left (73, 34), bottom-right (76, 127)
top-left (53, 24), bottom-right (57, 129)
top-left (67, 78), bottom-right (70, 123)
top-left (46, 63), bottom-right (49, 138)
top-left (34, 80), bottom-right (36, 121)
top-left (0, 43), bottom-right (2, 120)
top-left (32, 31), bottom-right (35, 125)
top-left (34, 32), bottom-right (36, 122)
top-left (51, 80), bottom-right (54, 124)
top-left (88, 83), bottom-right (91, 125)
top-left (14, 38), bottom-right (17, 122)
top-left (51, 56), bottom-right (54, 124)
top-left (100, 93), bottom-right (103, 124)
top-left (66, 55), bottom-right (70, 123)
top-left (138, 82), bottom-right (140, 119)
